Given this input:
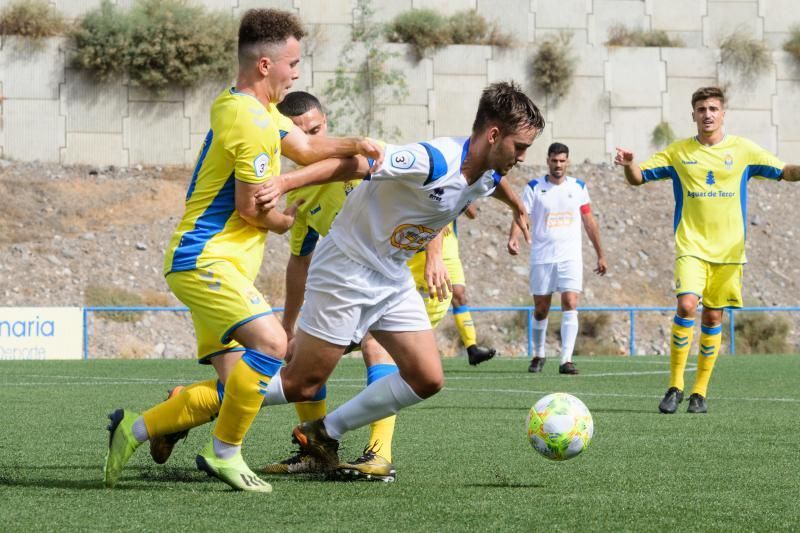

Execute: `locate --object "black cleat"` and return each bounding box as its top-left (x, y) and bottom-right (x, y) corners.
top-left (467, 344), bottom-right (496, 366)
top-left (291, 418), bottom-right (340, 472)
top-left (658, 387), bottom-right (684, 414)
top-left (558, 362), bottom-right (579, 375)
top-left (528, 357), bottom-right (545, 373)
top-left (687, 393), bottom-right (708, 414)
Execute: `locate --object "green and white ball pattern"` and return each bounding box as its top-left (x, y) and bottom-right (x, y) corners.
top-left (527, 393), bottom-right (593, 461)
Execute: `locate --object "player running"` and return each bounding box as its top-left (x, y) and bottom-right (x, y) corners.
top-left (102, 9), bottom-right (382, 493)
top-left (616, 86), bottom-right (800, 414)
top-left (254, 81), bottom-right (543, 473)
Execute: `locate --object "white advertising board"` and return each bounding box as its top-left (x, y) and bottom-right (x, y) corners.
top-left (0, 307), bottom-right (84, 360)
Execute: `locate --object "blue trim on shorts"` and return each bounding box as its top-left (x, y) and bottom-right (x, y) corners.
top-left (367, 364), bottom-right (399, 385)
top-left (701, 324), bottom-right (722, 336)
top-left (673, 315), bottom-right (695, 328)
top-left (221, 311), bottom-right (273, 344)
top-left (676, 291), bottom-right (702, 300)
top-left (198, 346), bottom-right (245, 365)
top-left (298, 226), bottom-right (320, 256)
top-left (216, 379), bottom-right (225, 402)
top-left (311, 384), bottom-right (327, 401)
top-left (452, 305), bottom-right (469, 315)
top-left (242, 348), bottom-right (282, 377)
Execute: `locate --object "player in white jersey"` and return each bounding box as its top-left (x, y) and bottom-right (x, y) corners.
top-left (254, 82), bottom-right (544, 470)
top-left (509, 142), bottom-right (606, 375)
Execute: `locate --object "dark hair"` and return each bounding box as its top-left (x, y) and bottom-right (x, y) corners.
top-left (277, 91), bottom-right (323, 117)
top-left (691, 86), bottom-right (726, 109)
top-left (472, 81), bottom-right (545, 136)
top-left (547, 142), bottom-right (569, 157)
top-left (238, 9), bottom-right (306, 64)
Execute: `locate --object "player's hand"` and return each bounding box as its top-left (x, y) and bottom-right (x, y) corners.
top-left (464, 203), bottom-right (478, 220)
top-left (594, 256), bottom-right (608, 276)
top-left (358, 138), bottom-right (384, 173)
top-left (614, 147), bottom-right (634, 167)
top-left (255, 177), bottom-right (285, 211)
top-left (507, 235), bottom-right (520, 255)
top-left (425, 256), bottom-right (452, 302)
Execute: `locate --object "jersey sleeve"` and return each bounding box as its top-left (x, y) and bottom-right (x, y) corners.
top-left (743, 140), bottom-right (785, 181)
top-left (369, 142), bottom-right (435, 184)
top-left (228, 107), bottom-right (279, 185)
top-left (640, 149), bottom-right (676, 182)
top-left (275, 111), bottom-right (295, 140)
top-left (521, 183), bottom-right (536, 215)
top-left (580, 181), bottom-right (591, 205)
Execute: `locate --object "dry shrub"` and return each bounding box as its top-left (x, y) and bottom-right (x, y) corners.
top-left (606, 24), bottom-right (683, 47)
top-left (730, 313), bottom-right (791, 354)
top-left (141, 289), bottom-right (174, 307)
top-left (118, 334), bottom-right (151, 359)
top-left (651, 121), bottom-right (676, 149)
top-left (531, 32), bottom-right (576, 100)
top-left (85, 284), bottom-right (143, 322)
top-left (720, 28), bottom-right (771, 82)
top-left (783, 25), bottom-right (800, 61)
top-left (0, 0), bottom-right (65, 39)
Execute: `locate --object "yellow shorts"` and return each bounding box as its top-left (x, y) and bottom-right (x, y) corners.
top-left (674, 256), bottom-right (743, 309)
top-left (407, 251), bottom-right (465, 328)
top-left (166, 261), bottom-right (273, 362)
top-left (288, 215), bottom-right (321, 257)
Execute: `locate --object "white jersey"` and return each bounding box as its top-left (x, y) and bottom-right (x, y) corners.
top-left (521, 175), bottom-right (590, 264)
top-left (328, 136), bottom-right (500, 280)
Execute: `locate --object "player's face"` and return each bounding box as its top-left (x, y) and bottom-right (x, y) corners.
top-left (268, 37), bottom-right (302, 103)
top-left (290, 108), bottom-right (327, 137)
top-left (488, 126), bottom-right (538, 175)
top-left (547, 152), bottom-right (568, 179)
top-left (692, 97), bottom-right (725, 136)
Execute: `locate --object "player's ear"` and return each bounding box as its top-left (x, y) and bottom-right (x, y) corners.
top-left (487, 126), bottom-right (501, 145)
top-left (258, 56), bottom-right (271, 76)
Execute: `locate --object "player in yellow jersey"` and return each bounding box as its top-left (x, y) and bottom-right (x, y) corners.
top-left (103, 9), bottom-right (382, 493)
top-left (262, 91), bottom-right (454, 482)
top-left (616, 86), bottom-right (800, 414)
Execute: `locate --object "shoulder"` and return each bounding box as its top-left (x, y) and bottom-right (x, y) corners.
top-left (567, 176), bottom-right (587, 189)
top-left (417, 137), bottom-right (467, 183)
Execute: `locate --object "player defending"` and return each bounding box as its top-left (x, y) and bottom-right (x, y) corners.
top-left (256, 82), bottom-right (542, 472)
top-left (509, 142), bottom-right (606, 375)
top-left (615, 86), bottom-right (800, 413)
top-left (103, 9), bottom-right (382, 493)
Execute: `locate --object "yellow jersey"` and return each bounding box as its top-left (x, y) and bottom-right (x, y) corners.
top-left (287, 179), bottom-right (362, 256)
top-left (640, 135), bottom-right (784, 264)
top-left (164, 88), bottom-right (294, 279)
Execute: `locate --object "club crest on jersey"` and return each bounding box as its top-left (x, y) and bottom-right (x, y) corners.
top-left (429, 187), bottom-right (444, 202)
top-left (390, 150), bottom-right (415, 169)
top-left (724, 153), bottom-right (734, 170)
top-left (390, 223), bottom-right (436, 251)
top-left (254, 153), bottom-right (270, 177)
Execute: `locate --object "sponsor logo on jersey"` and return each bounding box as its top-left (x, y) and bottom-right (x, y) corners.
top-left (687, 190), bottom-right (735, 199)
top-left (390, 150), bottom-right (415, 169)
top-left (390, 223), bottom-right (437, 251)
top-left (705, 170), bottom-right (716, 185)
top-left (429, 187), bottom-right (444, 202)
top-left (681, 160), bottom-right (698, 165)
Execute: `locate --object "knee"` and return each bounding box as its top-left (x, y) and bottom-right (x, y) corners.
top-left (409, 373), bottom-right (444, 399)
top-left (533, 309), bottom-right (548, 321)
top-left (250, 331), bottom-right (287, 359)
top-left (676, 300), bottom-right (697, 318)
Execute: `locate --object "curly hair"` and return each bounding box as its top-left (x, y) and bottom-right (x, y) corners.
top-left (691, 86), bottom-right (726, 109)
top-left (472, 81), bottom-right (545, 136)
top-left (238, 9), bottom-right (306, 64)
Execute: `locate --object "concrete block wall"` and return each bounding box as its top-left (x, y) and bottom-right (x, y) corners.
top-left (1, 0), bottom-right (799, 165)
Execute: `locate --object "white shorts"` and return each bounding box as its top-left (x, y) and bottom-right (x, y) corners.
top-left (529, 260), bottom-right (583, 296)
top-left (298, 237), bottom-right (431, 345)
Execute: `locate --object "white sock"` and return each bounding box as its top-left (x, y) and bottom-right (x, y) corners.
top-left (533, 317), bottom-right (548, 357)
top-left (324, 373), bottom-right (423, 441)
top-left (560, 310), bottom-right (579, 364)
top-left (132, 417), bottom-right (149, 443)
top-left (260, 368), bottom-right (288, 407)
top-left (212, 435), bottom-right (240, 459)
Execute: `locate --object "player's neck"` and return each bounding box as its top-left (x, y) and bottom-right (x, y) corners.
top-left (234, 73), bottom-right (271, 109)
top-left (695, 130), bottom-right (725, 147)
top-left (546, 174), bottom-right (566, 185)
top-left (461, 136), bottom-right (489, 184)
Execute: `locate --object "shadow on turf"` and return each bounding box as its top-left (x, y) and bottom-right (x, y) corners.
top-left (0, 465), bottom-right (216, 490)
top-left (467, 482), bottom-right (545, 489)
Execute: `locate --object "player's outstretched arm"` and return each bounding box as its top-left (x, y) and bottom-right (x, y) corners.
top-left (581, 210), bottom-right (607, 276)
top-left (282, 253), bottom-right (313, 358)
top-left (235, 179), bottom-right (302, 233)
top-left (781, 165), bottom-right (800, 181)
top-left (614, 147), bottom-right (644, 186)
top-left (492, 178), bottom-right (532, 245)
top-left (281, 127), bottom-right (383, 170)
top-left (423, 231), bottom-right (452, 302)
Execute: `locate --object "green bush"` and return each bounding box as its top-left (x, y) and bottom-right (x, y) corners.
top-left (85, 284), bottom-right (143, 323)
top-left (651, 121), bottom-right (676, 149)
top-left (782, 25), bottom-right (800, 61)
top-left (71, 0), bottom-right (236, 91)
top-left (530, 32), bottom-right (575, 100)
top-left (731, 313), bottom-right (791, 354)
top-left (386, 8), bottom-right (512, 60)
top-left (0, 0), bottom-right (65, 40)
top-left (719, 29), bottom-right (771, 81)
top-left (606, 25), bottom-right (683, 47)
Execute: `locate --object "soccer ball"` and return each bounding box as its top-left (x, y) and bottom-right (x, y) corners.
top-left (526, 393), bottom-right (593, 461)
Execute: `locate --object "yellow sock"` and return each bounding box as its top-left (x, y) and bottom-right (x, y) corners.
top-left (453, 305), bottom-right (477, 347)
top-left (669, 315), bottom-right (694, 391)
top-left (213, 350), bottom-right (282, 446)
top-left (294, 384), bottom-right (328, 422)
top-left (368, 416), bottom-right (396, 462)
top-left (691, 324), bottom-right (722, 397)
top-left (142, 379), bottom-right (221, 437)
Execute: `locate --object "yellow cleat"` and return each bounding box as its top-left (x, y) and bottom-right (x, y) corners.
top-left (262, 451), bottom-right (322, 475)
top-left (338, 446), bottom-right (396, 483)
